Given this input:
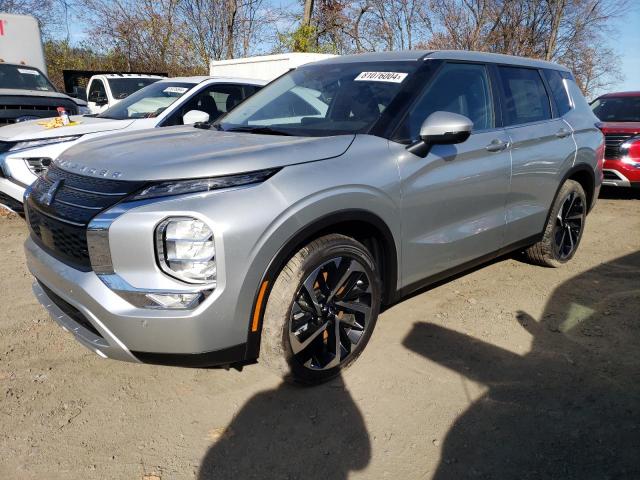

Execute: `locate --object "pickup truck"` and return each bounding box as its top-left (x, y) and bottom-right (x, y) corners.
top-left (84, 74), bottom-right (164, 114)
top-left (0, 14), bottom-right (89, 125)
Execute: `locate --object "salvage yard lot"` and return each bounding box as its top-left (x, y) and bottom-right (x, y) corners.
top-left (1, 191), bottom-right (639, 479)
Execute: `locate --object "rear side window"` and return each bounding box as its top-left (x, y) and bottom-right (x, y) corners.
top-left (498, 67), bottom-right (551, 126)
top-left (543, 69), bottom-right (572, 116)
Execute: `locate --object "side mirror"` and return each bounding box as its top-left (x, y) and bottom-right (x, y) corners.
top-left (95, 96), bottom-right (108, 107)
top-left (183, 109), bottom-right (210, 125)
top-left (407, 111), bottom-right (473, 157)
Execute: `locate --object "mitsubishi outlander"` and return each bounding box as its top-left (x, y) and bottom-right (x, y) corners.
top-left (24, 51), bottom-right (604, 384)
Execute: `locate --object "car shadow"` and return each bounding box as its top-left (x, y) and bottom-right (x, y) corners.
top-left (599, 186), bottom-right (640, 200)
top-left (198, 374), bottom-right (371, 479)
top-left (403, 251), bottom-right (640, 479)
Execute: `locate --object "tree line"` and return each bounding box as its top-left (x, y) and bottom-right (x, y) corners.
top-left (1, 0), bottom-right (628, 97)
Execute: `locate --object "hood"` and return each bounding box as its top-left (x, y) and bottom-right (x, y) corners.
top-left (0, 116), bottom-right (135, 142)
top-left (0, 88), bottom-right (75, 101)
top-left (598, 121), bottom-right (640, 135)
top-left (56, 126), bottom-right (355, 181)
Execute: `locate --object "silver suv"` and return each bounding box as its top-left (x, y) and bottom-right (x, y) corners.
top-left (24, 51), bottom-right (603, 384)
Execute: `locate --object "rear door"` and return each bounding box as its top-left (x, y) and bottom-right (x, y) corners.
top-left (495, 66), bottom-right (576, 245)
top-left (393, 62), bottom-right (511, 287)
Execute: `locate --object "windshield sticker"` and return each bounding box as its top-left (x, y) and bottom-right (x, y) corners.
top-left (163, 86), bottom-right (188, 94)
top-left (354, 72), bottom-right (408, 83)
top-left (18, 68), bottom-right (40, 75)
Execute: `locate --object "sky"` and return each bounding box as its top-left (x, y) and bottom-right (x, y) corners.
top-left (615, 6), bottom-right (640, 93)
top-left (63, 0), bottom-right (640, 94)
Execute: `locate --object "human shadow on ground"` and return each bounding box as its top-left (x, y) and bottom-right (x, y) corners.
top-left (404, 251), bottom-right (640, 479)
top-left (198, 374), bottom-right (370, 479)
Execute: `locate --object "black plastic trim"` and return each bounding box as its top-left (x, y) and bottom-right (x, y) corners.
top-left (396, 234), bottom-right (542, 301)
top-left (132, 343), bottom-right (248, 368)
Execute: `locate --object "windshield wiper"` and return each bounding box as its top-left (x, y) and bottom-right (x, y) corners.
top-left (225, 126), bottom-right (293, 136)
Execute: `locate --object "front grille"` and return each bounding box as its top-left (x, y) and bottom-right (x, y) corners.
top-left (603, 170), bottom-right (621, 180)
top-left (26, 165), bottom-right (146, 270)
top-left (0, 97), bottom-right (79, 124)
top-left (604, 133), bottom-right (634, 160)
top-left (39, 282), bottom-right (103, 338)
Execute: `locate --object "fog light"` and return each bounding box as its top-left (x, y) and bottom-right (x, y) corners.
top-left (155, 217), bottom-right (216, 284)
top-left (145, 292), bottom-right (202, 309)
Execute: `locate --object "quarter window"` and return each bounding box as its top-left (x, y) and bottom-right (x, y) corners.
top-left (398, 62), bottom-right (494, 142)
top-left (543, 69), bottom-right (572, 116)
top-left (498, 67), bottom-right (551, 125)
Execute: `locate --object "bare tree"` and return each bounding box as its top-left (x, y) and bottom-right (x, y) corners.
top-left (424, 0), bottom-right (626, 96)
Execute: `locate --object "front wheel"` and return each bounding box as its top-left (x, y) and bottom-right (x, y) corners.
top-left (524, 179), bottom-right (587, 267)
top-left (259, 234), bottom-right (382, 384)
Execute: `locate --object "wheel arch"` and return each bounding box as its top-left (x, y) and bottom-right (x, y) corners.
top-left (567, 166), bottom-right (596, 213)
top-left (245, 209), bottom-right (399, 360)
top-left (544, 164), bottom-right (596, 232)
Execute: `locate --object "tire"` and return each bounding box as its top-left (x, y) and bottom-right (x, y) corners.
top-left (524, 179), bottom-right (587, 267)
top-left (260, 234), bottom-right (382, 385)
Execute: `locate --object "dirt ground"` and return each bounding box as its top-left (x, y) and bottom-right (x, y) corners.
top-left (1, 189), bottom-right (639, 480)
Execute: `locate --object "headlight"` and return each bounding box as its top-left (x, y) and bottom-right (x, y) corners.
top-left (156, 217), bottom-right (216, 284)
top-left (131, 168), bottom-right (279, 201)
top-left (9, 135), bottom-right (81, 152)
top-left (77, 106), bottom-right (91, 115)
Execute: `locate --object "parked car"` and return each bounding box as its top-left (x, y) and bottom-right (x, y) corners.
top-left (84, 73), bottom-right (164, 114)
top-left (0, 76), bottom-right (265, 212)
top-left (591, 91), bottom-right (640, 188)
top-left (0, 13), bottom-right (89, 125)
top-left (24, 51), bottom-right (603, 384)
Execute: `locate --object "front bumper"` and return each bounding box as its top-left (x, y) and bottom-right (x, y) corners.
top-left (26, 237), bottom-right (249, 367)
top-left (603, 159), bottom-right (640, 188)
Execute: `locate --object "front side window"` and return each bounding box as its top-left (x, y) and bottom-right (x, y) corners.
top-left (218, 61), bottom-right (421, 137)
top-left (107, 78), bottom-right (160, 100)
top-left (98, 81), bottom-right (193, 120)
top-left (88, 79), bottom-right (106, 102)
top-left (396, 62), bottom-right (494, 142)
top-left (592, 96), bottom-right (640, 122)
top-left (0, 64), bottom-right (56, 92)
top-left (163, 83), bottom-right (262, 126)
top-left (499, 67), bottom-right (551, 125)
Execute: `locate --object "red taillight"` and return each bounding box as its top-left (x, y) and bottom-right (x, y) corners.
top-left (621, 137), bottom-right (640, 164)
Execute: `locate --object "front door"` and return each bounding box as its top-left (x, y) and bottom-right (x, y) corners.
top-left (393, 62), bottom-right (511, 287)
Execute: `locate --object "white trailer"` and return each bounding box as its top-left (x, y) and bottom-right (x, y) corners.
top-left (0, 13), bottom-right (47, 74)
top-left (210, 53), bottom-right (335, 82)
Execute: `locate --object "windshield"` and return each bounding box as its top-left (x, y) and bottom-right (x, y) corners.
top-left (0, 64), bottom-right (56, 92)
top-left (592, 96), bottom-right (640, 122)
top-left (98, 81), bottom-right (193, 120)
top-left (219, 61), bottom-right (420, 136)
top-left (108, 77), bottom-right (161, 100)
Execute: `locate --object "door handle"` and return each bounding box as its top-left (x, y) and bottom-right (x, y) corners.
top-left (556, 128), bottom-right (571, 138)
top-left (486, 139), bottom-right (509, 152)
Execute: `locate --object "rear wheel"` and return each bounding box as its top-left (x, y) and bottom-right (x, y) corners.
top-left (525, 179), bottom-right (587, 267)
top-left (260, 234), bottom-right (382, 384)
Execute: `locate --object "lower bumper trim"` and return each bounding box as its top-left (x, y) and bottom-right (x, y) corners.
top-left (132, 343), bottom-right (249, 368)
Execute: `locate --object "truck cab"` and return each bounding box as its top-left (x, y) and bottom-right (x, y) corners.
top-left (86, 74), bottom-right (164, 114)
top-left (0, 14), bottom-right (89, 124)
